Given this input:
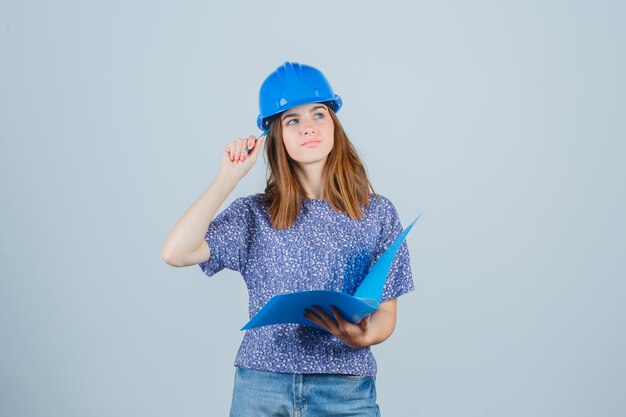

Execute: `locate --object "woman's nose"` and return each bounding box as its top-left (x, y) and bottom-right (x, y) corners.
top-left (302, 123), bottom-right (316, 135)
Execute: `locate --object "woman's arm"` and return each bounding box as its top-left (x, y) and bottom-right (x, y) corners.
top-left (366, 298), bottom-right (398, 346)
top-left (160, 135), bottom-right (265, 267)
top-left (160, 175), bottom-right (238, 267)
top-left (304, 298), bottom-right (398, 349)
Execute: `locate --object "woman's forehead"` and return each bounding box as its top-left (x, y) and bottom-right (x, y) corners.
top-left (280, 103), bottom-right (329, 120)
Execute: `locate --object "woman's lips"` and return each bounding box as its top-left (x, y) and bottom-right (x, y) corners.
top-left (301, 140), bottom-right (321, 147)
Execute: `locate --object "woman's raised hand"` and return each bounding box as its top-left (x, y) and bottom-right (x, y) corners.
top-left (218, 134), bottom-right (265, 182)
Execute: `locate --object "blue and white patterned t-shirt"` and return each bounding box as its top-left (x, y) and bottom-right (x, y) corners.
top-left (198, 193), bottom-right (414, 376)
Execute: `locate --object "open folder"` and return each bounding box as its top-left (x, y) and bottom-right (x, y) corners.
top-left (241, 213), bottom-right (422, 331)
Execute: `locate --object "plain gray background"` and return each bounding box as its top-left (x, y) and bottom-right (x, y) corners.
top-left (1, 1), bottom-right (625, 416)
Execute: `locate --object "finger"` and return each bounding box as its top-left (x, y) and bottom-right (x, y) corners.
top-left (226, 143), bottom-right (236, 162)
top-left (329, 306), bottom-right (348, 324)
top-left (238, 137), bottom-right (249, 159)
top-left (250, 135), bottom-right (265, 158)
top-left (240, 136), bottom-right (255, 160)
top-left (311, 306), bottom-right (338, 331)
top-left (245, 136), bottom-right (256, 152)
top-left (329, 306), bottom-right (354, 334)
top-left (359, 315), bottom-right (371, 330)
top-left (234, 140), bottom-right (243, 162)
top-left (303, 309), bottom-right (330, 331)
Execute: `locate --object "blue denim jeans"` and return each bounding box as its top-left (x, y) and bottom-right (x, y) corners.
top-left (229, 366), bottom-right (381, 417)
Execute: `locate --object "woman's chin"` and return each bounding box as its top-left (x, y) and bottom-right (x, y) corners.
top-left (292, 155), bottom-right (329, 166)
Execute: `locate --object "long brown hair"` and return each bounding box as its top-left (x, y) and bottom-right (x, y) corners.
top-left (259, 103), bottom-right (376, 229)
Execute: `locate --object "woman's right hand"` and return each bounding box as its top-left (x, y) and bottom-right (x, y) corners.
top-left (218, 134), bottom-right (266, 183)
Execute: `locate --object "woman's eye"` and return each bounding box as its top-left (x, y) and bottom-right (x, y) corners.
top-left (286, 119), bottom-right (298, 125)
top-left (314, 112), bottom-right (324, 119)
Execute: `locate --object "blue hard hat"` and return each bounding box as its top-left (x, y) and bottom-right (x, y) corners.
top-left (257, 62), bottom-right (343, 130)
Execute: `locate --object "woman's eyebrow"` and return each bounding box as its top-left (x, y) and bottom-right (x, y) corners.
top-left (281, 105), bottom-right (327, 121)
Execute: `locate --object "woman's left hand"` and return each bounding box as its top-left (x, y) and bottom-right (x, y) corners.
top-left (303, 306), bottom-right (372, 349)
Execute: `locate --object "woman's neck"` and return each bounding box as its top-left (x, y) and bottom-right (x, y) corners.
top-left (294, 162), bottom-right (325, 200)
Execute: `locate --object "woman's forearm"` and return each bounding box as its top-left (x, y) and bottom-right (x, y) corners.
top-left (365, 299), bottom-right (398, 347)
top-left (160, 174), bottom-right (238, 266)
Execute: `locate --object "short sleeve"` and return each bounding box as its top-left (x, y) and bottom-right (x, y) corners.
top-left (198, 197), bottom-right (253, 278)
top-left (374, 197), bottom-right (415, 302)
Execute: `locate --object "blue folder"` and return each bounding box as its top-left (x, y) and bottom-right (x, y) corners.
top-left (241, 213), bottom-right (422, 331)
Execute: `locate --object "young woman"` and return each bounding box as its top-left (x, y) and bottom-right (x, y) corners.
top-left (161, 62), bottom-right (414, 416)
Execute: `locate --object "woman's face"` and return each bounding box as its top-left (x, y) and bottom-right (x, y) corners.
top-left (279, 103), bottom-right (335, 167)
